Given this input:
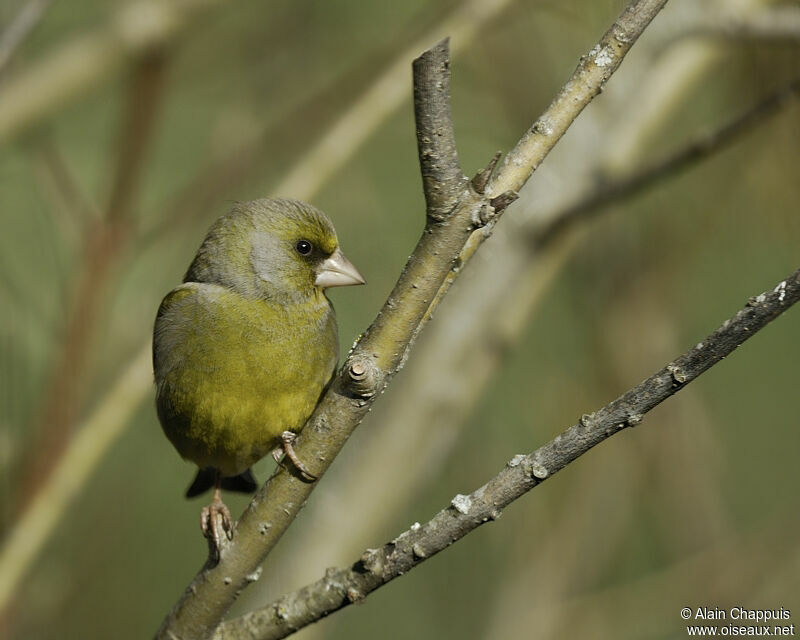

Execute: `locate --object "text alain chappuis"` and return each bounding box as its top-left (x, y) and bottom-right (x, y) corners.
top-left (681, 607), bottom-right (794, 637)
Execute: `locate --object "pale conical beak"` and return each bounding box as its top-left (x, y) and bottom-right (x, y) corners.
top-left (314, 248), bottom-right (366, 288)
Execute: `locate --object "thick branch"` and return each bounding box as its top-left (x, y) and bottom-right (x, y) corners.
top-left (156, 2), bottom-right (669, 638)
top-left (216, 267), bottom-right (800, 640)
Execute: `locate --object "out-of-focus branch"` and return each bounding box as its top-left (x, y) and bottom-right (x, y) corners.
top-left (31, 132), bottom-right (100, 247)
top-left (0, 0), bottom-right (217, 141)
top-left (216, 269), bottom-right (800, 640)
top-left (157, 2), bottom-right (668, 638)
top-left (488, 0), bottom-right (669, 197)
top-left (501, 513), bottom-right (798, 637)
top-left (14, 53), bottom-right (167, 513)
top-left (0, 347), bottom-right (152, 614)
top-left (138, 0), bottom-right (519, 244)
top-left (1, 50), bottom-right (167, 607)
top-left (0, 0), bottom-right (54, 76)
top-left (274, 0), bottom-right (519, 200)
top-left (534, 75), bottom-right (800, 247)
top-left (676, 6), bottom-right (800, 44)
top-left (0, 0), bottom-right (520, 616)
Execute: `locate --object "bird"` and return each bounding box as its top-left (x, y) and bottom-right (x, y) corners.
top-left (153, 198), bottom-right (365, 549)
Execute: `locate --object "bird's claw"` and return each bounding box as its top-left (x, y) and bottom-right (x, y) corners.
top-left (201, 490), bottom-right (233, 552)
top-left (273, 430), bottom-right (317, 481)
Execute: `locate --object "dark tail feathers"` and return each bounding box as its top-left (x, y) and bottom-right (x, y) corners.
top-left (185, 467), bottom-right (258, 498)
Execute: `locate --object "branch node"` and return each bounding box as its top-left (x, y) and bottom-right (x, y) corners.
top-left (530, 461), bottom-right (549, 480)
top-left (245, 566), bottom-right (263, 584)
top-left (667, 363), bottom-right (688, 385)
top-left (507, 454), bottom-right (526, 468)
top-left (471, 151), bottom-right (502, 194)
top-left (358, 548), bottom-right (384, 576)
top-left (469, 190), bottom-right (518, 229)
top-left (489, 190), bottom-right (518, 213)
top-left (346, 587), bottom-right (365, 603)
top-left (748, 293), bottom-right (767, 307)
top-left (450, 493), bottom-right (472, 515)
top-left (626, 413), bottom-right (643, 427)
top-left (274, 599), bottom-right (290, 622)
top-left (344, 356), bottom-right (380, 398)
top-left (579, 413), bottom-right (597, 429)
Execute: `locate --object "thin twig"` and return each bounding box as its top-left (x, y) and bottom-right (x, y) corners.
top-left (489, 0), bottom-right (669, 197)
top-left (156, 2), bottom-right (669, 638)
top-left (534, 75), bottom-right (800, 247)
top-left (215, 267), bottom-right (800, 640)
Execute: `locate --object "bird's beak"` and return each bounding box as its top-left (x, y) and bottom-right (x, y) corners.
top-left (314, 248), bottom-right (366, 288)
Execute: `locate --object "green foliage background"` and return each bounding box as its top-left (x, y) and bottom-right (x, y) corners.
top-left (1, 0), bottom-right (798, 638)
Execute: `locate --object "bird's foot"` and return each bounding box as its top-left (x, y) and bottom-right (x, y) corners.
top-left (271, 431), bottom-right (317, 481)
top-left (201, 488), bottom-right (233, 552)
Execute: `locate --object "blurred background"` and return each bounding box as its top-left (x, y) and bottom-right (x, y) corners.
top-left (1, 0), bottom-right (799, 638)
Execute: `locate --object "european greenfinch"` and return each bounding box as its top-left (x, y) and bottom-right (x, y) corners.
top-left (153, 198), bottom-right (364, 548)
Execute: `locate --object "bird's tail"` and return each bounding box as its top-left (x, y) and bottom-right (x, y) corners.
top-left (185, 467), bottom-right (258, 498)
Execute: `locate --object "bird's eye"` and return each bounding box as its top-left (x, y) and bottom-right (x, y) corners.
top-left (295, 240), bottom-right (313, 256)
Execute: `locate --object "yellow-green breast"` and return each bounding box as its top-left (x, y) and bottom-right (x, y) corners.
top-left (153, 281), bottom-right (337, 476)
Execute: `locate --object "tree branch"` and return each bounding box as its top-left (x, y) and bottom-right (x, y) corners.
top-left (489, 0), bottom-right (669, 197)
top-left (156, 1), bottom-right (669, 638)
top-left (215, 267), bottom-right (800, 640)
top-left (533, 74), bottom-right (800, 247)
top-left (412, 38), bottom-right (466, 221)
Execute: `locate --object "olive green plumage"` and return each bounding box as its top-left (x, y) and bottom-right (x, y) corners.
top-left (153, 198), bottom-right (363, 497)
